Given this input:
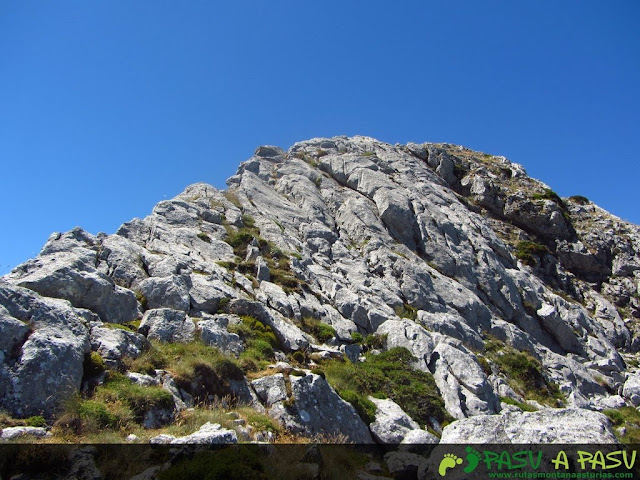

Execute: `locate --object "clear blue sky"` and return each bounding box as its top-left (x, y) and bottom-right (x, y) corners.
top-left (1, 1), bottom-right (639, 274)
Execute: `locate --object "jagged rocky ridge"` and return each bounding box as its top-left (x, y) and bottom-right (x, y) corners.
top-left (1, 135), bottom-right (639, 443)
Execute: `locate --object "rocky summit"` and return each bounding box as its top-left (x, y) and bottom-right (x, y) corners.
top-left (1, 135), bottom-right (640, 445)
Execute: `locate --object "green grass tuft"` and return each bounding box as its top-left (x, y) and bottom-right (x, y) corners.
top-left (323, 347), bottom-right (450, 426)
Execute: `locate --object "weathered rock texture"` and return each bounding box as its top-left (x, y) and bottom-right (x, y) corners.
top-left (1, 136), bottom-right (639, 443)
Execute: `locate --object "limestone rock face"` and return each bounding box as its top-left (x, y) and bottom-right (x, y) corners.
top-left (138, 308), bottom-right (195, 343)
top-left (369, 397), bottom-right (420, 443)
top-left (440, 409), bottom-right (617, 443)
top-left (1, 136), bottom-right (639, 443)
top-left (90, 326), bottom-right (149, 367)
top-left (0, 282), bottom-right (90, 418)
top-left (253, 372), bottom-right (373, 443)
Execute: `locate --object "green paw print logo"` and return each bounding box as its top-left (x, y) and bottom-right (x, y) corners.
top-left (438, 447), bottom-right (482, 476)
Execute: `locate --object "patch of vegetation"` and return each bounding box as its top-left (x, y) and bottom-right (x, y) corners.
top-left (241, 214), bottom-right (256, 229)
top-left (363, 333), bottom-right (386, 351)
top-left (604, 407), bottom-right (640, 444)
top-left (484, 338), bottom-right (564, 407)
top-left (316, 149), bottom-right (329, 157)
top-left (101, 322), bottom-right (138, 333)
top-left (395, 304), bottom-right (418, 321)
top-left (83, 352), bottom-right (106, 379)
top-left (216, 261), bottom-right (237, 270)
top-left (125, 341), bottom-right (243, 404)
top-left (323, 347), bottom-right (450, 427)
top-left (0, 413), bottom-right (47, 429)
top-left (338, 390), bottom-right (377, 424)
top-left (158, 447), bottom-right (268, 480)
top-left (94, 372), bottom-right (174, 420)
top-left (514, 240), bottom-right (549, 266)
top-left (238, 407), bottom-right (282, 434)
top-left (500, 396), bottom-right (538, 412)
top-left (228, 315), bottom-right (280, 372)
top-left (294, 151), bottom-right (319, 167)
top-left (197, 232), bottom-right (211, 243)
top-left (134, 291), bottom-right (148, 311)
top-left (227, 229), bottom-right (258, 254)
top-left (569, 195), bottom-right (590, 205)
top-left (217, 296), bottom-right (230, 313)
top-left (223, 221), bottom-right (307, 295)
top-left (223, 190), bottom-right (242, 208)
top-left (53, 371), bottom-right (174, 437)
top-left (350, 332), bottom-right (364, 344)
top-left (297, 317), bottom-right (336, 343)
top-left (532, 188), bottom-right (563, 204)
top-left (273, 219), bottom-right (285, 232)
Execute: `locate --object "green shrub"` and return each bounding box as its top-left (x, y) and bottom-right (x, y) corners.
top-left (291, 350), bottom-right (306, 364)
top-left (83, 352), bottom-right (106, 379)
top-left (54, 394), bottom-right (133, 435)
top-left (229, 316), bottom-right (279, 349)
top-left (125, 341), bottom-right (243, 403)
top-left (298, 317), bottom-right (336, 343)
top-left (395, 304), bottom-right (418, 321)
top-left (223, 190), bottom-right (242, 208)
top-left (135, 291), bottom-right (148, 311)
top-left (339, 390), bottom-right (377, 424)
top-left (94, 372), bottom-right (175, 421)
top-left (24, 415), bottom-right (47, 428)
top-left (485, 338), bottom-right (563, 406)
top-left (515, 241), bottom-right (549, 265)
top-left (77, 399), bottom-right (121, 429)
top-left (364, 334), bottom-right (386, 350)
top-left (604, 407), bottom-right (640, 444)
top-left (532, 188), bottom-right (563, 204)
top-left (103, 320), bottom-right (141, 332)
top-left (229, 316), bottom-right (279, 371)
top-left (217, 297), bottom-right (230, 312)
top-left (241, 214), bottom-right (255, 229)
top-left (500, 396), bottom-right (537, 412)
top-left (227, 230), bottom-right (255, 250)
top-left (158, 447), bottom-right (267, 480)
top-left (197, 232), bottom-right (211, 243)
top-left (569, 195), bottom-right (590, 205)
top-left (216, 261), bottom-right (237, 271)
top-left (350, 332), bottom-right (364, 344)
top-left (324, 347), bottom-right (449, 426)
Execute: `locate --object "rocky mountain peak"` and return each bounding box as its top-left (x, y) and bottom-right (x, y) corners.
top-left (1, 136), bottom-right (639, 445)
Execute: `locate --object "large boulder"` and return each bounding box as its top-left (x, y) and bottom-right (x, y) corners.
top-left (90, 326), bottom-right (149, 367)
top-left (622, 373), bottom-right (640, 407)
top-left (7, 251), bottom-right (139, 324)
top-left (377, 319), bottom-right (434, 371)
top-left (254, 372), bottom-right (373, 443)
top-left (430, 338), bottom-right (500, 419)
top-left (137, 275), bottom-right (190, 311)
top-left (440, 409), bottom-right (617, 443)
top-left (150, 422), bottom-right (238, 444)
top-left (0, 283), bottom-right (90, 418)
top-left (197, 315), bottom-right (244, 356)
top-left (138, 308), bottom-right (195, 343)
top-left (369, 397), bottom-right (420, 444)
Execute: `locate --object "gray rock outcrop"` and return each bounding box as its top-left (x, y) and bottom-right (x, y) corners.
top-left (369, 397), bottom-right (420, 443)
top-left (440, 408), bottom-right (618, 443)
top-left (1, 135), bottom-right (639, 444)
